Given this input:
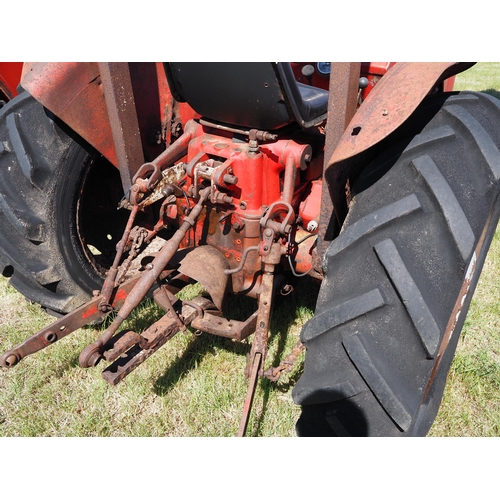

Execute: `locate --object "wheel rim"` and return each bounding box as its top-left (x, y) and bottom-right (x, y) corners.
top-left (74, 152), bottom-right (130, 280)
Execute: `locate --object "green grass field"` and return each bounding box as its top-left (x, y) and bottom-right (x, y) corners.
top-left (1, 63), bottom-right (499, 437)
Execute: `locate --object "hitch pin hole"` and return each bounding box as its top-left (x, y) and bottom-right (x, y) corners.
top-left (44, 331), bottom-right (58, 343)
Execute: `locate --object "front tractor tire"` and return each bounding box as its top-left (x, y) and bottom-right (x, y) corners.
top-left (0, 92), bottom-right (128, 315)
top-left (293, 91), bottom-right (500, 436)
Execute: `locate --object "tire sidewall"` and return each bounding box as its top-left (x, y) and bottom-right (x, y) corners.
top-left (54, 143), bottom-right (105, 296)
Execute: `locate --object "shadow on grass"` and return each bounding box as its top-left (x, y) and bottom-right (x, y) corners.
top-left (152, 333), bottom-right (250, 397)
top-left (151, 275), bottom-right (320, 417)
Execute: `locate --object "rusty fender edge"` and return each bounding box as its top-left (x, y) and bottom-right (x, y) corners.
top-left (316, 62), bottom-right (475, 255)
top-left (21, 62), bottom-right (119, 166)
top-left (327, 62), bottom-right (475, 167)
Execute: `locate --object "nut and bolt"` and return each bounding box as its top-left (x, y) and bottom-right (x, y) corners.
top-left (307, 220), bottom-right (318, 232)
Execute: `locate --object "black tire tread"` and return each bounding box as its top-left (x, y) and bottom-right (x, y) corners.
top-left (373, 238), bottom-right (440, 358)
top-left (0, 92), bottom-right (98, 313)
top-left (293, 91), bottom-right (500, 436)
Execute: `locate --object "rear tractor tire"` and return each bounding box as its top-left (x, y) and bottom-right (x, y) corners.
top-left (293, 91), bottom-right (500, 436)
top-left (0, 91), bottom-right (129, 315)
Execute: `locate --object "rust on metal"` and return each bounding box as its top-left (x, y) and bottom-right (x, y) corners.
top-left (315, 62), bottom-right (361, 263)
top-left (79, 188), bottom-right (211, 368)
top-left (422, 192), bottom-right (500, 402)
top-left (21, 62), bottom-right (119, 166)
top-left (177, 245), bottom-right (230, 311)
top-left (102, 313), bottom-right (183, 385)
top-left (98, 63), bottom-right (145, 192)
top-left (237, 352), bottom-right (262, 437)
top-left (132, 119), bottom-right (199, 193)
top-left (263, 340), bottom-right (305, 382)
top-left (328, 63), bottom-right (471, 166)
top-left (137, 162), bottom-right (186, 208)
top-left (101, 297), bottom-right (212, 385)
top-left (21, 62), bottom-right (196, 169)
top-left (237, 233), bottom-right (282, 435)
top-left (0, 274), bottom-right (143, 368)
top-left (153, 283), bottom-right (186, 331)
top-left (245, 266), bottom-right (276, 377)
top-left (103, 330), bottom-right (142, 363)
top-left (153, 284), bottom-right (181, 312)
top-left (191, 311), bottom-right (258, 341)
top-left (315, 62), bottom-right (474, 268)
top-left (99, 204), bottom-right (140, 312)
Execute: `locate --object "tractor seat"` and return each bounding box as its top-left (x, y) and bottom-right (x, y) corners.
top-left (164, 62), bottom-right (329, 131)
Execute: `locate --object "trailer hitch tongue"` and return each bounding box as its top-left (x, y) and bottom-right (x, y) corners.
top-left (78, 187), bottom-right (211, 369)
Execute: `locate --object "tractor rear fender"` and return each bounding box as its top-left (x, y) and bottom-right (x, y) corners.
top-left (20, 62), bottom-right (196, 169)
top-left (317, 62), bottom-right (476, 256)
top-left (328, 62), bottom-right (475, 166)
top-left (21, 62), bottom-right (118, 165)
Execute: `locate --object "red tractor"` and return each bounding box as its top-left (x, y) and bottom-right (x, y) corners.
top-left (0, 62), bottom-right (498, 436)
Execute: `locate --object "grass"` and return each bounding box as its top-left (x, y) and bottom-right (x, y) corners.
top-left (1, 63), bottom-right (500, 437)
top-left (0, 274), bottom-right (318, 436)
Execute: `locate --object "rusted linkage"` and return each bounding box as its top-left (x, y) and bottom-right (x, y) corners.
top-left (237, 226), bottom-right (282, 436)
top-left (237, 352), bottom-right (262, 437)
top-left (129, 119), bottom-right (198, 205)
top-left (190, 311), bottom-right (258, 341)
top-left (79, 187), bottom-right (211, 369)
top-left (0, 274), bottom-right (143, 368)
top-left (101, 296), bottom-right (211, 386)
top-left (237, 270), bottom-right (275, 435)
top-left (99, 204), bottom-right (140, 313)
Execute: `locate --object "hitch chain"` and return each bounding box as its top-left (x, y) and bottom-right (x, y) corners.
top-left (115, 226), bottom-right (148, 285)
top-left (263, 340), bottom-right (305, 382)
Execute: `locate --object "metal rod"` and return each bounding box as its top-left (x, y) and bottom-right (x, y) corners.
top-left (0, 274), bottom-right (142, 368)
top-left (133, 120), bottom-right (198, 192)
top-left (315, 63), bottom-right (361, 265)
top-left (237, 352), bottom-right (261, 437)
top-left (281, 154), bottom-right (297, 206)
top-left (237, 258), bottom-right (277, 436)
top-left (99, 204), bottom-right (139, 312)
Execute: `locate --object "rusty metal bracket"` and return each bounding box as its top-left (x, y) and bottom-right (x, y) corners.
top-left (101, 313), bottom-right (183, 386)
top-left (98, 62), bottom-right (145, 193)
top-left (190, 310), bottom-right (258, 341)
top-left (315, 62), bottom-right (361, 264)
top-left (132, 119), bottom-right (199, 194)
top-left (260, 201), bottom-right (294, 236)
top-left (101, 296), bottom-right (217, 385)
